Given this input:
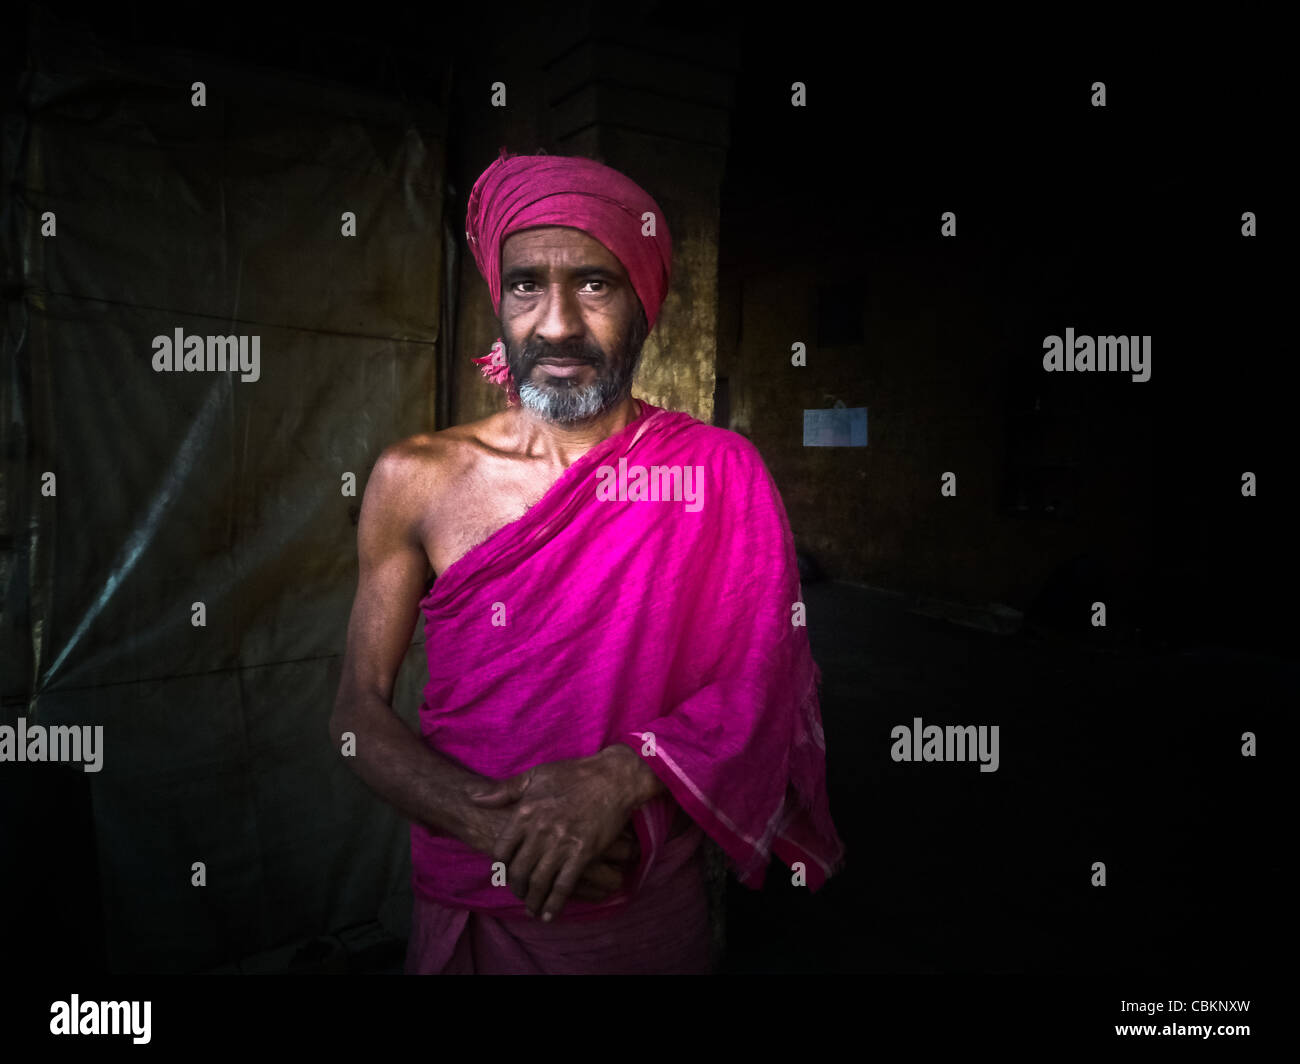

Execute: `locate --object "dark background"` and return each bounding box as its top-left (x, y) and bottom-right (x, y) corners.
top-left (1, 1), bottom-right (1285, 977)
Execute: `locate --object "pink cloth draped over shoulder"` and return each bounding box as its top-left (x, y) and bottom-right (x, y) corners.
top-left (407, 400), bottom-right (845, 973)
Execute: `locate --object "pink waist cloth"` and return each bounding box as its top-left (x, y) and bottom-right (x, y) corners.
top-left (405, 826), bottom-right (710, 975)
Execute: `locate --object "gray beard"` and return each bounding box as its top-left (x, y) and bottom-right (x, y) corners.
top-left (516, 373), bottom-right (625, 424)
top-left (506, 304), bottom-right (648, 424)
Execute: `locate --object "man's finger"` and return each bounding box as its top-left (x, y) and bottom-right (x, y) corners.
top-left (579, 859), bottom-right (625, 894)
top-left (570, 884), bottom-right (606, 903)
top-left (490, 816), bottom-right (526, 865)
top-left (601, 836), bottom-right (635, 864)
top-left (525, 846), bottom-right (566, 918)
top-left (506, 832), bottom-right (546, 903)
top-left (467, 776), bottom-right (522, 807)
top-left (467, 788), bottom-right (514, 807)
top-left (540, 856), bottom-right (586, 923)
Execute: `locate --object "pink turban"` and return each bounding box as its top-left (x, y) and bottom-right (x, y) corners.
top-left (465, 148), bottom-right (672, 404)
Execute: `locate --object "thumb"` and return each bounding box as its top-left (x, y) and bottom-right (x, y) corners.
top-left (467, 777), bottom-right (520, 806)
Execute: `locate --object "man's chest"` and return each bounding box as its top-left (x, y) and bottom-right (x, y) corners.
top-left (421, 460), bottom-right (568, 579)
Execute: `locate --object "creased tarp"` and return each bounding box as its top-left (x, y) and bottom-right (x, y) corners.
top-left (1, 8), bottom-right (448, 971)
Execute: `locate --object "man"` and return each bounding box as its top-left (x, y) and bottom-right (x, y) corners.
top-left (329, 149), bottom-right (844, 974)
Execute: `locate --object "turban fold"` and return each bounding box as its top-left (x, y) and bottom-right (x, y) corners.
top-left (465, 148), bottom-right (672, 403)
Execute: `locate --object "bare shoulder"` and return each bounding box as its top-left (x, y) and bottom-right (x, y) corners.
top-left (367, 411), bottom-right (510, 518)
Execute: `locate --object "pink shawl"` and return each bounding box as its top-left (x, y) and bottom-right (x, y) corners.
top-left (410, 400), bottom-right (845, 919)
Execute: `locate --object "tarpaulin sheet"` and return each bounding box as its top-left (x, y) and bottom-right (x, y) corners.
top-left (1, 9), bottom-right (450, 971)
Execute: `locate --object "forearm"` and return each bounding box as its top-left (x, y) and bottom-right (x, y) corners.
top-left (330, 690), bottom-right (489, 846)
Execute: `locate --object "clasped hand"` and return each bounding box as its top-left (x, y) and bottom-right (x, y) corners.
top-left (465, 751), bottom-right (641, 922)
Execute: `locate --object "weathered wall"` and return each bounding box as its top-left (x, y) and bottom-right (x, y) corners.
top-left (719, 195), bottom-right (1162, 616)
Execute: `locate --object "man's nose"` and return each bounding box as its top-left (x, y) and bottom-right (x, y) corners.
top-left (534, 284), bottom-right (585, 345)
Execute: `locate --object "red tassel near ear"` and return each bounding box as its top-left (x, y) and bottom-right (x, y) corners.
top-left (472, 338), bottom-right (520, 406)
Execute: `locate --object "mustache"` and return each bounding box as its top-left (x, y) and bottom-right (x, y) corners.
top-left (518, 337), bottom-right (607, 369)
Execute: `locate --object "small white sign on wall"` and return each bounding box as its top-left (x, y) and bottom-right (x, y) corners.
top-left (803, 406), bottom-right (867, 447)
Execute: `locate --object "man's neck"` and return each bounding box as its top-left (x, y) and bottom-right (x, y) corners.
top-left (508, 393), bottom-right (643, 469)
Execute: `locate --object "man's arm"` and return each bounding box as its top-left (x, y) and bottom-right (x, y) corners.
top-left (327, 443), bottom-right (502, 854)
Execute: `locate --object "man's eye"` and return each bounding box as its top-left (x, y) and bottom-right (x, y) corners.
top-left (510, 280), bottom-right (606, 294)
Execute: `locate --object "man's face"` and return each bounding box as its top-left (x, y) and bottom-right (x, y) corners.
top-left (499, 226), bottom-right (648, 424)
